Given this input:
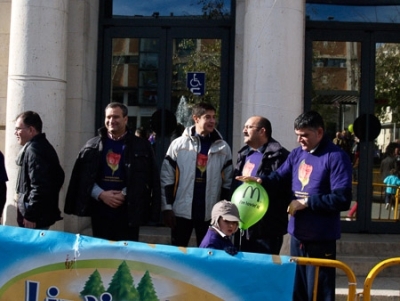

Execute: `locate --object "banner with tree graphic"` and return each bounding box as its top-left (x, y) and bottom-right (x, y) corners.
top-left (0, 226), bottom-right (296, 301)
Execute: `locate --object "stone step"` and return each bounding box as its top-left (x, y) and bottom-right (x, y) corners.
top-left (336, 276), bottom-right (400, 301)
top-left (337, 256), bottom-right (400, 278)
top-left (338, 234), bottom-right (400, 258)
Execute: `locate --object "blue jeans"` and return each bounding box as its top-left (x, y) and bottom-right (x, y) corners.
top-left (290, 236), bottom-right (336, 301)
top-left (384, 193), bottom-right (394, 205)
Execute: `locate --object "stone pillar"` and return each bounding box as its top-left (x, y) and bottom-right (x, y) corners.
top-left (4, 0), bottom-right (68, 229)
top-left (233, 0), bottom-right (305, 152)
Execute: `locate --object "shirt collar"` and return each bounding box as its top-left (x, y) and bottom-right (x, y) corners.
top-left (211, 225), bottom-right (228, 238)
top-left (107, 131), bottom-right (128, 141)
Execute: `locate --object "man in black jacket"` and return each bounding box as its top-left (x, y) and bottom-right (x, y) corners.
top-left (14, 111), bottom-right (64, 229)
top-left (64, 102), bottom-right (161, 241)
top-left (231, 116), bottom-right (291, 255)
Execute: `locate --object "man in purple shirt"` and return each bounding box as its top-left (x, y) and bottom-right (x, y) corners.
top-left (237, 111), bottom-right (352, 301)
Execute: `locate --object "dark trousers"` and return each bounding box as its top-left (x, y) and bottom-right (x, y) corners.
top-left (236, 232), bottom-right (283, 255)
top-left (290, 236), bottom-right (336, 301)
top-left (91, 215), bottom-right (139, 242)
top-left (171, 216), bottom-right (210, 247)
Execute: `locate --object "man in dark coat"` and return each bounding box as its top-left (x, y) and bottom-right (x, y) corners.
top-left (14, 111), bottom-right (64, 229)
top-left (64, 102), bottom-right (161, 241)
top-left (231, 115), bottom-right (291, 255)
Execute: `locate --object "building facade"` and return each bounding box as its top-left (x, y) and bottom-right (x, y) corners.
top-left (0, 0), bottom-right (399, 235)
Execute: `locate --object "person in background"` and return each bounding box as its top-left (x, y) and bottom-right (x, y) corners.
top-left (333, 131), bottom-right (343, 147)
top-left (161, 102), bottom-right (233, 247)
top-left (380, 142), bottom-right (398, 182)
top-left (199, 200), bottom-right (240, 255)
top-left (14, 111), bottom-right (64, 229)
top-left (395, 141), bottom-right (400, 172)
top-left (148, 131), bottom-right (156, 145)
top-left (135, 127), bottom-right (147, 139)
top-left (65, 102), bottom-right (161, 241)
top-left (231, 115), bottom-right (291, 255)
top-left (0, 151), bottom-right (8, 224)
top-left (383, 169), bottom-right (400, 210)
top-left (237, 111), bottom-right (352, 301)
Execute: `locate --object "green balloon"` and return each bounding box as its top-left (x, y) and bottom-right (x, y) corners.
top-left (348, 124), bottom-right (354, 133)
top-left (231, 182), bottom-right (269, 230)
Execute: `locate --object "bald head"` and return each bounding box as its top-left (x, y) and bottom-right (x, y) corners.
top-left (243, 116), bottom-right (271, 149)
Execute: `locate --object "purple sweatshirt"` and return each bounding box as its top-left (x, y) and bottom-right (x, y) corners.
top-left (199, 227), bottom-right (235, 250)
top-left (266, 135), bottom-right (352, 241)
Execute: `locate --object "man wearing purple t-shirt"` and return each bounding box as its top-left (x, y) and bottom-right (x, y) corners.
top-left (237, 111), bottom-right (352, 301)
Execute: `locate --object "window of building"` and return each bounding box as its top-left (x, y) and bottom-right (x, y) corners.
top-left (112, 0), bottom-right (232, 18)
top-left (306, 4), bottom-right (400, 23)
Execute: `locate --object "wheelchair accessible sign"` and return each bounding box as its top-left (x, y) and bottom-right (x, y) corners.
top-left (187, 72), bottom-right (205, 96)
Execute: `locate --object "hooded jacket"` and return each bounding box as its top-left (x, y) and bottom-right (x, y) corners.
top-left (161, 126), bottom-right (233, 221)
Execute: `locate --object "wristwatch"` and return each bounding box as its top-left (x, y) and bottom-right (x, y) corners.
top-left (122, 187), bottom-right (127, 196)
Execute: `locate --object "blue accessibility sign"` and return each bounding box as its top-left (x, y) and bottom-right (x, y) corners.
top-left (186, 72), bottom-right (205, 96)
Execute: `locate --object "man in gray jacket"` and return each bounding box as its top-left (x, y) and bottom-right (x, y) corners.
top-left (161, 102), bottom-right (233, 247)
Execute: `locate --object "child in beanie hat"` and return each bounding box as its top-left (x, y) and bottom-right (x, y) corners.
top-left (199, 200), bottom-right (241, 254)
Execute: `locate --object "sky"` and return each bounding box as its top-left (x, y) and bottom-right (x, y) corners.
top-left (306, 4), bottom-right (400, 23)
top-left (113, 0), bottom-right (231, 17)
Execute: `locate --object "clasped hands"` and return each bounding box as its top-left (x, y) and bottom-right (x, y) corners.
top-left (99, 190), bottom-right (125, 208)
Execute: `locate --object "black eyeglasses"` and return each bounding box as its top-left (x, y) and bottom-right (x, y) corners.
top-left (243, 125), bottom-right (260, 131)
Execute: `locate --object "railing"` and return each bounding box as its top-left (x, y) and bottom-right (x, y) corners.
top-left (291, 257), bottom-right (358, 301)
top-left (349, 182), bottom-right (400, 220)
top-left (291, 256), bottom-right (400, 300)
top-left (361, 257), bottom-right (400, 301)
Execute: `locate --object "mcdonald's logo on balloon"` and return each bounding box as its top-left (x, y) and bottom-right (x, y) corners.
top-left (231, 182), bottom-right (269, 230)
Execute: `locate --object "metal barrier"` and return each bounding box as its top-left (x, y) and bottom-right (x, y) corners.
top-left (371, 183), bottom-right (400, 220)
top-left (291, 257), bottom-right (358, 301)
top-left (361, 257), bottom-right (400, 301)
top-left (349, 182), bottom-right (400, 220)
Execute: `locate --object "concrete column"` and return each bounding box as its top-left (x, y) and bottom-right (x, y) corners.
top-left (4, 0), bottom-right (68, 228)
top-left (233, 0), bottom-right (305, 152)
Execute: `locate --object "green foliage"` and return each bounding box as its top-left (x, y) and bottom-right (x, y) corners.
top-left (197, 0), bottom-right (229, 19)
top-left (80, 269), bottom-right (106, 299)
top-left (107, 261), bottom-right (139, 301)
top-left (137, 270), bottom-right (159, 301)
top-left (375, 43), bottom-right (400, 123)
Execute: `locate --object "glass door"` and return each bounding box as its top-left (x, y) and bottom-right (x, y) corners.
top-left (101, 27), bottom-right (232, 166)
top-left (305, 30), bottom-right (400, 233)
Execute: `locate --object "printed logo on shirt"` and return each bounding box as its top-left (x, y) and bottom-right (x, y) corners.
top-left (106, 150), bottom-right (121, 176)
top-left (243, 160), bottom-right (255, 177)
top-left (298, 159), bottom-right (313, 191)
top-left (197, 153), bottom-right (208, 177)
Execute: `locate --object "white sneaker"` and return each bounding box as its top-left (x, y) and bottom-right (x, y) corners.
top-left (385, 203), bottom-right (390, 210)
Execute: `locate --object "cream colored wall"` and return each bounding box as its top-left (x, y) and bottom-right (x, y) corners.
top-left (0, 0), bottom-right (99, 233)
top-left (63, 0), bottom-right (99, 235)
top-left (232, 0), bottom-right (305, 156)
top-left (0, 0), bottom-right (10, 153)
